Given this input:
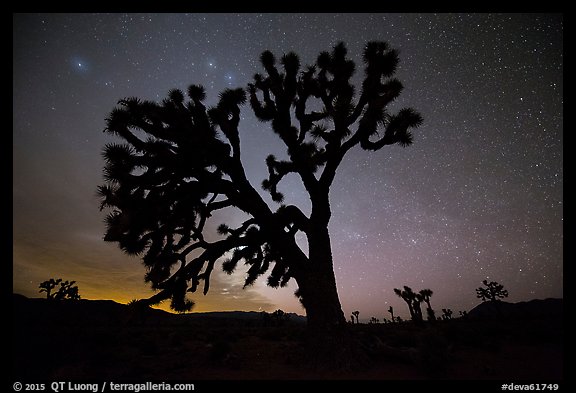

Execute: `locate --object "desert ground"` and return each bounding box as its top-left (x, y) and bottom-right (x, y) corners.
top-left (12, 294), bottom-right (562, 382)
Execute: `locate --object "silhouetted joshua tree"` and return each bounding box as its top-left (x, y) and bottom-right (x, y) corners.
top-left (352, 310), bottom-right (360, 324)
top-left (419, 288), bottom-right (436, 322)
top-left (476, 280), bottom-right (509, 303)
top-left (388, 306), bottom-right (395, 322)
top-left (98, 41), bottom-right (422, 333)
top-left (39, 278), bottom-right (60, 299)
top-left (394, 286), bottom-right (423, 323)
top-left (369, 317), bottom-right (379, 324)
top-left (394, 287), bottom-right (415, 319)
top-left (39, 278), bottom-right (81, 300)
top-left (350, 315), bottom-right (355, 324)
top-left (441, 308), bottom-right (453, 320)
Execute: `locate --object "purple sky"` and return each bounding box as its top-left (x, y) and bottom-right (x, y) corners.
top-left (13, 13), bottom-right (563, 321)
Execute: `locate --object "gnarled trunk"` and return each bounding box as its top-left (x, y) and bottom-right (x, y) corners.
top-left (296, 225), bottom-right (346, 331)
top-left (298, 263), bottom-right (346, 330)
top-left (294, 229), bottom-right (369, 369)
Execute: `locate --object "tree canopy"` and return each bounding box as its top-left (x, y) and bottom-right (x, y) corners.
top-left (98, 41), bottom-right (422, 320)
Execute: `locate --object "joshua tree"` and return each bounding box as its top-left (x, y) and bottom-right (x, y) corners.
top-left (394, 287), bottom-right (415, 319)
top-left (419, 288), bottom-right (436, 322)
top-left (54, 281), bottom-right (81, 300)
top-left (39, 278), bottom-right (81, 300)
top-left (98, 41), bottom-right (422, 332)
top-left (369, 317), bottom-right (379, 324)
top-left (349, 315), bottom-right (355, 324)
top-left (476, 280), bottom-right (509, 303)
top-left (394, 286), bottom-right (423, 323)
top-left (352, 310), bottom-right (360, 324)
top-left (441, 308), bottom-right (453, 320)
top-left (39, 278), bottom-right (61, 299)
top-left (387, 306), bottom-right (395, 322)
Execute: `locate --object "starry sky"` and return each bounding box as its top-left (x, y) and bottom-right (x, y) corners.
top-left (13, 13), bottom-right (563, 321)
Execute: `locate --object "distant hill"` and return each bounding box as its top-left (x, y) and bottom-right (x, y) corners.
top-left (184, 310), bottom-right (306, 323)
top-left (12, 293), bottom-right (306, 327)
top-left (468, 298), bottom-right (562, 320)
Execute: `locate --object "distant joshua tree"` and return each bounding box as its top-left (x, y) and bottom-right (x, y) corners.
top-left (352, 310), bottom-right (360, 324)
top-left (459, 310), bottom-right (468, 319)
top-left (39, 278), bottom-right (80, 300)
top-left (388, 306), bottom-right (395, 322)
top-left (394, 286), bottom-right (415, 319)
top-left (419, 289), bottom-right (436, 322)
top-left (394, 286), bottom-right (423, 323)
top-left (441, 308), bottom-right (453, 320)
top-left (476, 280), bottom-right (509, 303)
top-left (349, 315), bottom-right (355, 324)
top-left (38, 278), bottom-right (60, 299)
top-left (369, 317), bottom-right (379, 324)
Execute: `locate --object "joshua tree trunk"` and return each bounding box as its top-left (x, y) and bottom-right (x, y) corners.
top-left (296, 225), bottom-right (346, 331)
top-left (298, 265), bottom-right (346, 330)
top-left (407, 302), bottom-right (415, 320)
top-left (296, 230), bottom-right (367, 369)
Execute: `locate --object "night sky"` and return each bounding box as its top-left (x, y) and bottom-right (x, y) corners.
top-left (13, 13), bottom-right (563, 321)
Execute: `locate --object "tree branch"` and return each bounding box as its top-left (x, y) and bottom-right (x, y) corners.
top-left (275, 205), bottom-right (311, 234)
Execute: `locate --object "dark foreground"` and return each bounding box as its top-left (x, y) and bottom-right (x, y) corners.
top-left (12, 295), bottom-right (562, 381)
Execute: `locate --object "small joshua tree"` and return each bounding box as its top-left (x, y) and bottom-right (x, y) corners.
top-left (388, 306), bottom-right (395, 322)
top-left (441, 308), bottom-right (453, 320)
top-left (394, 286), bottom-right (423, 323)
top-left (476, 280), bottom-right (509, 303)
top-left (39, 278), bottom-right (81, 300)
top-left (419, 289), bottom-right (436, 322)
top-left (352, 310), bottom-right (360, 324)
top-left (39, 278), bottom-right (61, 299)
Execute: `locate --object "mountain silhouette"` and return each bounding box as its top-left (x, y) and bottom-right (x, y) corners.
top-left (12, 293), bottom-right (306, 328)
top-left (467, 298), bottom-right (562, 320)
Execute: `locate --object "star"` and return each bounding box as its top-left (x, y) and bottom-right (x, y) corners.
top-left (12, 13), bottom-right (562, 319)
